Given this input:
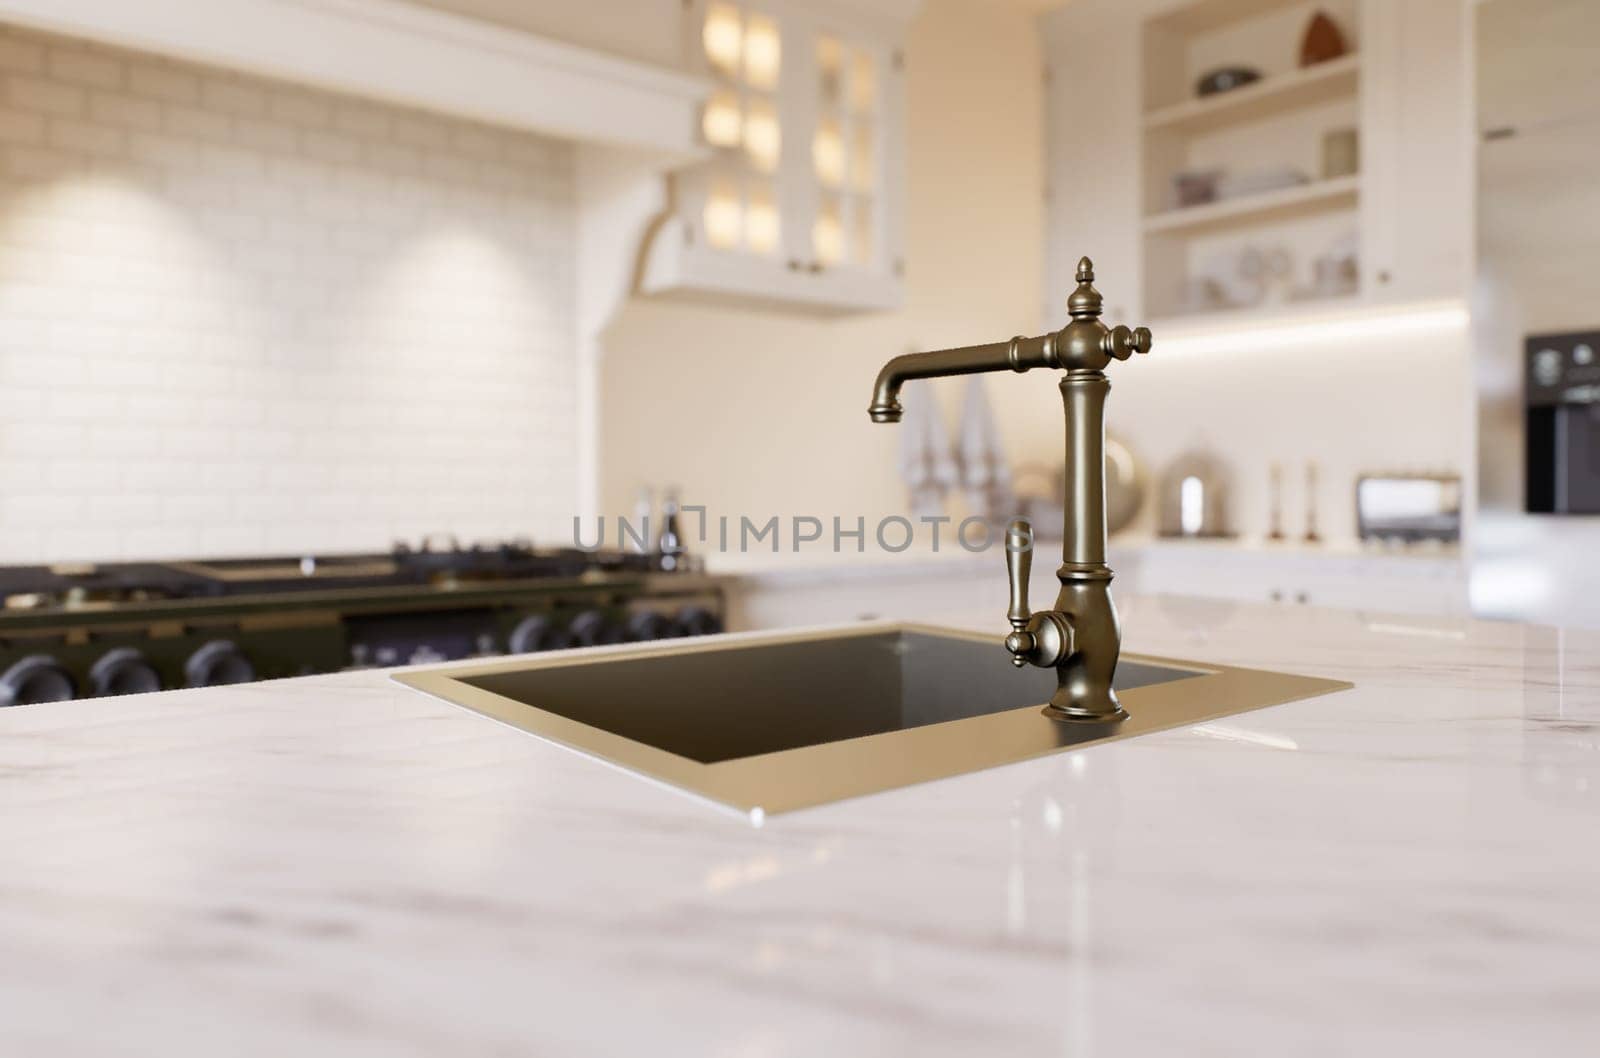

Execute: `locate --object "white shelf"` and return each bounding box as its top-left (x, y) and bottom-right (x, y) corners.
top-left (1143, 55), bottom-right (1359, 135)
top-left (639, 217), bottom-right (902, 315)
top-left (1143, 174), bottom-right (1359, 235)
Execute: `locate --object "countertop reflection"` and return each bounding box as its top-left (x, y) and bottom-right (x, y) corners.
top-left (2, 594), bottom-right (1599, 1056)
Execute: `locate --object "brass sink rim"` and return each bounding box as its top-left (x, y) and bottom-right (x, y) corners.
top-left (392, 621), bottom-right (1351, 819)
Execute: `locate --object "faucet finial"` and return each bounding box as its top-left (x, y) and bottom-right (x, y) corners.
top-left (1067, 257), bottom-right (1103, 319)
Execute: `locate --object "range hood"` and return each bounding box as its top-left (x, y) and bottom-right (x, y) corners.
top-left (0, 0), bottom-right (709, 162)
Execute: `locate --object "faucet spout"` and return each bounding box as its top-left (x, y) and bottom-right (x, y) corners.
top-left (868, 334), bottom-right (1057, 423)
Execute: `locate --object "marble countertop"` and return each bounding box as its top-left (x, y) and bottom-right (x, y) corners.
top-left (3, 595), bottom-right (1599, 1056)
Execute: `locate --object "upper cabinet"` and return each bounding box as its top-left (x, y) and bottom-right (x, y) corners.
top-left (639, 0), bottom-right (919, 314)
top-left (1043, 0), bottom-right (1473, 330)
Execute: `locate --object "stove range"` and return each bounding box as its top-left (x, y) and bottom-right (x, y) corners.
top-left (0, 538), bottom-right (727, 706)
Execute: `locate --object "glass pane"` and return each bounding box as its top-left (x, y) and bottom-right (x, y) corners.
top-left (813, 117), bottom-right (845, 188)
top-left (704, 177), bottom-right (742, 250)
top-left (849, 49), bottom-right (876, 113)
top-left (745, 98), bottom-right (781, 173)
top-left (853, 199), bottom-right (874, 264)
top-left (851, 121), bottom-right (874, 192)
top-left (745, 15), bottom-right (781, 92)
top-left (702, 89), bottom-right (741, 148)
top-left (704, 4), bottom-right (742, 78)
top-left (813, 195), bottom-right (844, 267)
top-left (817, 36), bottom-right (843, 109)
top-left (746, 183), bottom-right (779, 255)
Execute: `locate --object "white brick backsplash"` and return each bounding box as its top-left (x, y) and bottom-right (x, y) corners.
top-left (0, 108), bottom-right (41, 142)
top-left (0, 32), bottom-right (43, 73)
top-left (164, 102), bottom-right (230, 141)
top-left (200, 77), bottom-right (266, 118)
top-left (126, 63), bottom-right (197, 104)
top-left (48, 47), bottom-right (121, 89)
top-left (47, 116), bottom-right (124, 156)
top-left (8, 74), bottom-right (82, 115)
top-left (0, 24), bottom-right (578, 563)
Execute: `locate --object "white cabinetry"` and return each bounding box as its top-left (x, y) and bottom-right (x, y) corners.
top-left (1042, 0), bottom-right (1473, 329)
top-left (640, 0), bottom-right (917, 314)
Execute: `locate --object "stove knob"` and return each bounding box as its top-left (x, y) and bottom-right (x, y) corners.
top-left (185, 640), bottom-right (255, 688)
top-left (673, 606), bottom-right (724, 637)
top-left (568, 610), bottom-right (624, 648)
top-left (0, 654), bottom-right (76, 707)
top-left (508, 615), bottom-right (575, 654)
top-left (89, 647), bottom-right (162, 698)
top-left (625, 611), bottom-right (675, 642)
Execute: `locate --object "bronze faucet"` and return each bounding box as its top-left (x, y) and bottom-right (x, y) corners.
top-left (869, 257), bottom-right (1150, 722)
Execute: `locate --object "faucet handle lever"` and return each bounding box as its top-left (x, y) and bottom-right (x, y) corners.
top-left (1103, 324), bottom-right (1153, 361)
top-left (1005, 518), bottom-right (1033, 630)
top-left (1004, 519), bottom-right (1036, 668)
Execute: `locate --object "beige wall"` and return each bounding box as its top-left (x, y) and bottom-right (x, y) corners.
top-left (599, 0), bottom-right (1050, 529)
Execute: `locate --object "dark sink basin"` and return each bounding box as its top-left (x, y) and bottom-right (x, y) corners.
top-left (395, 622), bottom-right (1349, 816)
top-left (459, 629), bottom-right (1192, 764)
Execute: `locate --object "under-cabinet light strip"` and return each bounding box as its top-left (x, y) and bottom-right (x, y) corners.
top-left (1153, 300), bottom-right (1470, 358)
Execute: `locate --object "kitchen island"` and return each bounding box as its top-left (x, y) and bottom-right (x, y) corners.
top-left (2, 596), bottom-right (1597, 1056)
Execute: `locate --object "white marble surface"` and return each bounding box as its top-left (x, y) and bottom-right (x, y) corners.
top-left (3, 595), bottom-right (1599, 1056)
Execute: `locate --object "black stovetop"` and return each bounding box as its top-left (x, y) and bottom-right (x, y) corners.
top-left (0, 540), bottom-right (669, 610)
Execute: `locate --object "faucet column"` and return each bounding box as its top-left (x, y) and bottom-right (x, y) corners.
top-left (1061, 371), bottom-right (1108, 567)
top-left (1046, 369), bottom-right (1125, 724)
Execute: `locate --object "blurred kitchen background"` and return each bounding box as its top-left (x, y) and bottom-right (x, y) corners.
top-left (0, 0), bottom-right (1594, 701)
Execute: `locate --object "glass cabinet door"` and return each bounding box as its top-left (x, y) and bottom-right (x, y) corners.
top-left (684, 1), bottom-right (900, 295)
top-left (695, 2), bottom-right (788, 259)
top-left (806, 31), bottom-right (886, 275)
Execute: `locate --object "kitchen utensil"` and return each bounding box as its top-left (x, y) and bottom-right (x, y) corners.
top-left (1171, 168), bottom-right (1222, 208)
top-left (1196, 66), bottom-right (1260, 97)
top-left (956, 377), bottom-right (1013, 521)
top-left (1268, 463), bottom-right (1286, 541)
top-left (1158, 449), bottom-right (1234, 538)
top-left (1356, 473), bottom-right (1462, 544)
top-left (1303, 462), bottom-right (1322, 544)
top-left (896, 378), bottom-right (958, 519)
top-left (1217, 166), bottom-right (1309, 199)
top-left (1105, 432), bottom-right (1146, 536)
top-left (1322, 127), bottom-right (1359, 179)
top-left (1299, 11), bottom-right (1348, 66)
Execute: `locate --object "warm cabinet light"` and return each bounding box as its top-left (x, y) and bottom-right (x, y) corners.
top-left (813, 119), bottom-right (845, 187)
top-left (853, 206), bottom-right (874, 263)
top-left (1155, 300), bottom-right (1469, 357)
top-left (746, 191), bottom-right (779, 254)
top-left (850, 50), bottom-right (876, 112)
top-left (702, 90), bottom-right (742, 148)
top-left (704, 186), bottom-right (742, 250)
top-left (813, 204), bottom-right (844, 267)
top-left (851, 122), bottom-right (873, 191)
top-left (745, 15), bottom-right (781, 91)
top-left (704, 4), bottom-right (742, 77)
top-left (744, 100), bottom-right (780, 172)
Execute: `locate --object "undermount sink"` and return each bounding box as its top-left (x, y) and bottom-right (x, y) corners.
top-left (395, 623), bottom-right (1349, 817)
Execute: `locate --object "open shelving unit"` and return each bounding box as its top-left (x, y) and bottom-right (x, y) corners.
top-left (1142, 53), bottom-right (1358, 134)
top-left (1143, 173), bottom-right (1358, 234)
top-left (1139, 0), bottom-right (1363, 323)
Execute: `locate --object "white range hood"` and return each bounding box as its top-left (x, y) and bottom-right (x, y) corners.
top-left (0, 0), bottom-right (709, 162)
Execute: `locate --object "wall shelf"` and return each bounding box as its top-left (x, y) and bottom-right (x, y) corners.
top-left (1143, 174), bottom-right (1358, 234)
top-left (1143, 54), bottom-right (1359, 135)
